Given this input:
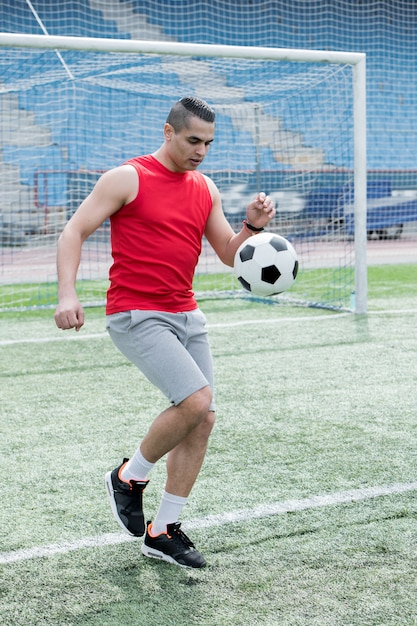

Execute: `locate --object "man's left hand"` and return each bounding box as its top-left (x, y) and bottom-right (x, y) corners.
top-left (246, 192), bottom-right (275, 229)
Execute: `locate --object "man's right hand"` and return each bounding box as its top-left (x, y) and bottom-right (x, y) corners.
top-left (54, 296), bottom-right (85, 331)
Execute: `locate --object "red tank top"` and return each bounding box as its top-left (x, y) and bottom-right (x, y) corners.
top-left (106, 155), bottom-right (213, 314)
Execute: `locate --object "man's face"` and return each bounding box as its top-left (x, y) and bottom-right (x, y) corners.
top-left (164, 115), bottom-right (215, 172)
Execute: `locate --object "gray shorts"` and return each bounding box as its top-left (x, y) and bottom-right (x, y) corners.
top-left (106, 308), bottom-right (215, 411)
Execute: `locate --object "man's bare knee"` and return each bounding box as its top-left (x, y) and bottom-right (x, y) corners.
top-left (180, 386), bottom-right (212, 426)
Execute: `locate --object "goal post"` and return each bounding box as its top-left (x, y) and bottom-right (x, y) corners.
top-left (0, 33), bottom-right (367, 313)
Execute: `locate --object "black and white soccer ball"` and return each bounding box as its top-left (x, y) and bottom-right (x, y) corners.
top-left (234, 232), bottom-right (299, 297)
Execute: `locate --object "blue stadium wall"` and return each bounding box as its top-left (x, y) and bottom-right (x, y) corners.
top-left (1, 1), bottom-right (415, 172)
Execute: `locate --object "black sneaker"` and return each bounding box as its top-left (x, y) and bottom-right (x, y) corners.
top-left (141, 521), bottom-right (206, 569)
top-left (104, 458), bottom-right (149, 537)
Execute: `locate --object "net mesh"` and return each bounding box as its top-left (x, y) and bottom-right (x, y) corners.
top-left (1, 0), bottom-right (415, 311)
top-left (1, 0), bottom-right (416, 171)
top-left (0, 43), bottom-right (356, 310)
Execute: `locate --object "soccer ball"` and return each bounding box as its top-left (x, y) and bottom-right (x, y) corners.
top-left (234, 232), bottom-right (299, 296)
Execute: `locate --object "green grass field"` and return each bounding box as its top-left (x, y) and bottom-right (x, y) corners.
top-left (1, 265), bottom-right (353, 311)
top-left (1, 264), bottom-right (417, 625)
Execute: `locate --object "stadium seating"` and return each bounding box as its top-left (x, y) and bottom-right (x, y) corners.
top-left (0, 0), bottom-right (121, 37)
top-left (1, 0), bottom-right (416, 233)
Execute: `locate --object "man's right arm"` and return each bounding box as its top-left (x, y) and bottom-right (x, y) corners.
top-left (54, 224), bottom-right (86, 331)
top-left (54, 165), bottom-right (138, 331)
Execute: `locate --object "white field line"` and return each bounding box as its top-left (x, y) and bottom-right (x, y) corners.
top-left (1, 481), bottom-right (416, 565)
top-left (0, 311), bottom-right (359, 347)
top-left (0, 332), bottom-right (108, 346)
top-left (208, 313), bottom-right (351, 328)
top-left (2, 308), bottom-right (417, 347)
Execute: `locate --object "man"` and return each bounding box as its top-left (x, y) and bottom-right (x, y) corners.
top-left (54, 96), bottom-right (275, 568)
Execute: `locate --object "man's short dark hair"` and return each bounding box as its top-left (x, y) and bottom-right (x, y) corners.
top-left (166, 97), bottom-right (215, 132)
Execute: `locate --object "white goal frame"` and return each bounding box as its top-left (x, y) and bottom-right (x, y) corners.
top-left (0, 33), bottom-right (367, 313)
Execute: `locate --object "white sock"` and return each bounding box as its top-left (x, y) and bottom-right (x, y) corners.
top-left (120, 447), bottom-right (154, 482)
top-left (151, 491), bottom-right (188, 536)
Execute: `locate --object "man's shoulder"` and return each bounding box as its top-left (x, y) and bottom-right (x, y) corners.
top-left (123, 154), bottom-right (152, 169)
top-left (200, 173), bottom-right (219, 198)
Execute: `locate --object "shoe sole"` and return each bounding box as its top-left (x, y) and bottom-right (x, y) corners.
top-left (140, 543), bottom-right (192, 568)
top-left (104, 471), bottom-right (138, 537)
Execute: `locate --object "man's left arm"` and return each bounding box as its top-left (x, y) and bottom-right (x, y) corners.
top-left (204, 180), bottom-right (275, 267)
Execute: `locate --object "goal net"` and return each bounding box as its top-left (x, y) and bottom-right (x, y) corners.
top-left (0, 34), bottom-right (366, 313)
